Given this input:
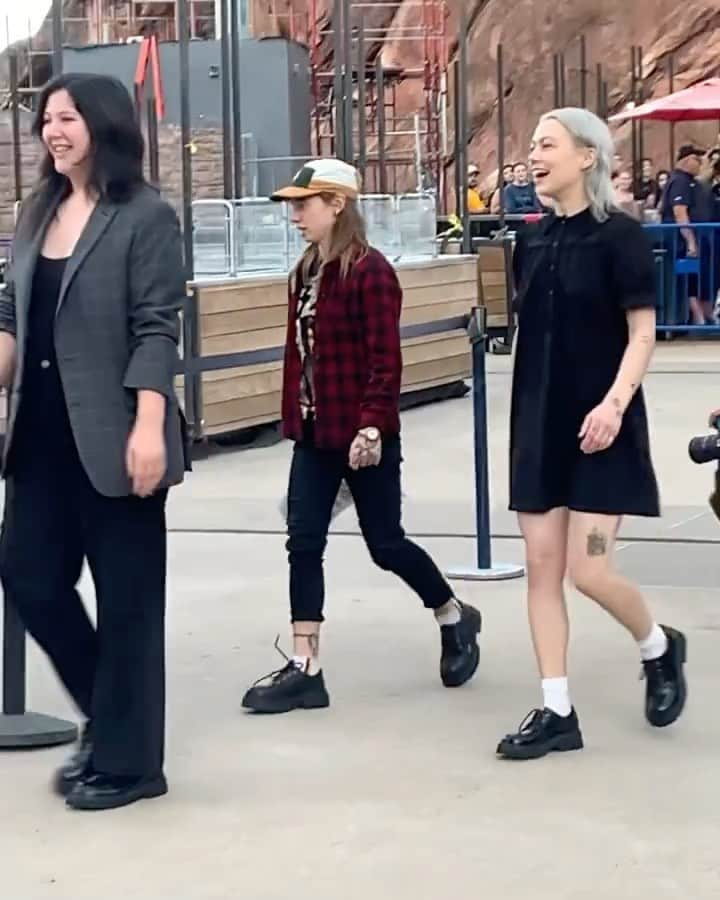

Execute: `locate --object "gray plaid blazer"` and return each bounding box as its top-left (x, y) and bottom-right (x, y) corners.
top-left (0, 184), bottom-right (188, 497)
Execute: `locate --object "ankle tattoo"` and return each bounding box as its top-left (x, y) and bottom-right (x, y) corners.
top-left (293, 632), bottom-right (320, 656)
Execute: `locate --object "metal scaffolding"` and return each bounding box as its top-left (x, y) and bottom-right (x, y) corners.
top-left (266, 0), bottom-right (449, 199)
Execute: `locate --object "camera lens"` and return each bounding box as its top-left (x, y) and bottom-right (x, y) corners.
top-left (688, 432), bottom-right (720, 464)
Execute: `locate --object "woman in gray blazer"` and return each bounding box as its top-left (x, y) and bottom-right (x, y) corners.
top-left (0, 73), bottom-right (188, 811)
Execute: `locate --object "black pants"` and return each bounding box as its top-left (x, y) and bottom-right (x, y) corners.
top-left (286, 433), bottom-right (452, 622)
top-left (0, 450), bottom-right (167, 778)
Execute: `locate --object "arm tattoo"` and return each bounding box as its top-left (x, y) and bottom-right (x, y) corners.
top-left (587, 527), bottom-right (608, 557)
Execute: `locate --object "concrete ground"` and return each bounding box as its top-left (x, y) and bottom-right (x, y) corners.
top-left (2, 343), bottom-right (719, 899)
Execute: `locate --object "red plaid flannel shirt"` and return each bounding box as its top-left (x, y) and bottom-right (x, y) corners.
top-left (281, 247), bottom-right (402, 449)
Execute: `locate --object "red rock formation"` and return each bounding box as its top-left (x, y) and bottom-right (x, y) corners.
top-left (254, 0), bottom-right (720, 187)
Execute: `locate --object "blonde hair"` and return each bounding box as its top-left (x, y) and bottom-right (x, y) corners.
top-left (540, 107), bottom-right (618, 222)
top-left (299, 193), bottom-right (368, 281)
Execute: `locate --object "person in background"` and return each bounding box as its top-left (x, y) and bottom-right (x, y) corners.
top-left (653, 169), bottom-right (670, 210)
top-left (490, 164), bottom-right (515, 213)
top-left (639, 157), bottom-right (657, 205)
top-left (0, 73), bottom-right (188, 810)
top-left (467, 164), bottom-right (486, 212)
top-left (241, 159), bottom-right (482, 714)
top-left (504, 162), bottom-right (541, 214)
top-left (613, 170), bottom-right (641, 220)
top-left (662, 144), bottom-right (713, 324)
top-left (499, 107), bottom-right (687, 761)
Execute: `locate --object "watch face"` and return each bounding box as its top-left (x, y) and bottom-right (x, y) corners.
top-left (365, 428), bottom-right (379, 440)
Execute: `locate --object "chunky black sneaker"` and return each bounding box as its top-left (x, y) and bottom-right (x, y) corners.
top-left (440, 602), bottom-right (482, 687)
top-left (642, 625), bottom-right (687, 728)
top-left (497, 707), bottom-right (584, 760)
top-left (242, 651), bottom-right (330, 714)
top-left (52, 721), bottom-right (93, 797)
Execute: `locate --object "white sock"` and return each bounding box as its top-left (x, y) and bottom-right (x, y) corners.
top-left (292, 655), bottom-right (320, 676)
top-left (434, 597), bottom-right (462, 627)
top-left (542, 677), bottom-right (572, 717)
top-left (638, 623), bottom-right (668, 662)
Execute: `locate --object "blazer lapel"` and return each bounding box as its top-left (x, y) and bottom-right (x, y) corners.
top-left (13, 197), bottom-right (60, 328)
top-left (57, 200), bottom-right (118, 314)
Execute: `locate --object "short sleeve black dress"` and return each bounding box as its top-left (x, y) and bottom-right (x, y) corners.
top-left (509, 208), bottom-right (660, 517)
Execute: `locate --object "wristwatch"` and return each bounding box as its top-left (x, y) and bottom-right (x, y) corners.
top-left (360, 427), bottom-right (380, 442)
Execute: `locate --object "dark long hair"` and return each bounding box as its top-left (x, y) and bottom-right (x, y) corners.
top-left (24, 72), bottom-right (146, 230)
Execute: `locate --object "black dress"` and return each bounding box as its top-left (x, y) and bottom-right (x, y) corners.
top-left (509, 208), bottom-right (660, 517)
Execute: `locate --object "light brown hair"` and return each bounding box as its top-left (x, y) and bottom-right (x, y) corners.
top-left (299, 193), bottom-right (369, 281)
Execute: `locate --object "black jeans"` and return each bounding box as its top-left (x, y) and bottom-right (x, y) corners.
top-left (286, 433), bottom-right (453, 622)
top-left (0, 447), bottom-right (167, 778)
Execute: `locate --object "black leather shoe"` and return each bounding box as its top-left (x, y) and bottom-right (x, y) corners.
top-left (497, 707), bottom-right (584, 760)
top-left (66, 773), bottom-right (168, 811)
top-left (52, 722), bottom-right (93, 797)
top-left (440, 602), bottom-right (482, 687)
top-left (242, 661), bottom-right (330, 714)
top-left (643, 625), bottom-right (687, 727)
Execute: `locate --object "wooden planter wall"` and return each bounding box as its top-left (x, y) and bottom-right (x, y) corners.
top-left (179, 256), bottom-right (477, 438)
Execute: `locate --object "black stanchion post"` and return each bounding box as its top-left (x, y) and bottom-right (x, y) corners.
top-left (446, 307), bottom-right (524, 583)
top-left (1, 596), bottom-right (77, 747)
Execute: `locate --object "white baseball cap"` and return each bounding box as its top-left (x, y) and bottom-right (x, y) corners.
top-left (271, 158), bottom-right (361, 201)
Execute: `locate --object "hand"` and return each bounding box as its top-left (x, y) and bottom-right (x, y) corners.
top-left (687, 242), bottom-right (699, 258)
top-left (708, 408), bottom-right (720, 428)
top-left (579, 398), bottom-right (623, 454)
top-left (126, 420), bottom-right (166, 497)
top-left (348, 430), bottom-right (382, 470)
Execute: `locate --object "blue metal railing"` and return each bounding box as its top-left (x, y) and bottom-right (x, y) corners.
top-left (642, 222), bottom-right (720, 334)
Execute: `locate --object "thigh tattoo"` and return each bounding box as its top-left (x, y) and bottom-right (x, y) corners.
top-left (586, 527), bottom-right (608, 557)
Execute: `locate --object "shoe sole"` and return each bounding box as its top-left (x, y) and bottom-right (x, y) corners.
top-left (242, 693), bottom-right (330, 715)
top-left (646, 631), bottom-right (688, 728)
top-left (497, 730), bottom-right (584, 761)
top-left (66, 775), bottom-right (168, 811)
top-left (441, 607), bottom-right (482, 688)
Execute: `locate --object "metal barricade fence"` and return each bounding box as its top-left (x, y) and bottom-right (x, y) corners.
top-left (191, 193), bottom-right (439, 279)
top-left (642, 222), bottom-right (720, 334)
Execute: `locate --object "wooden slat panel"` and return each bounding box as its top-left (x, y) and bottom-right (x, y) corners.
top-left (201, 327), bottom-right (286, 356)
top-left (202, 368), bottom-right (283, 405)
top-left (402, 334), bottom-right (468, 365)
top-left (203, 391), bottom-right (283, 428)
top-left (403, 279), bottom-right (476, 308)
top-left (397, 261), bottom-right (476, 290)
top-left (480, 270), bottom-right (508, 287)
top-left (481, 284), bottom-right (509, 302)
top-left (197, 279), bottom-right (287, 314)
top-left (201, 305), bottom-right (287, 337)
top-left (476, 248), bottom-right (506, 272)
top-left (401, 298), bottom-right (473, 327)
top-left (402, 354), bottom-right (470, 387)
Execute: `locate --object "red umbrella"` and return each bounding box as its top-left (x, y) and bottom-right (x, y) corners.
top-left (610, 78), bottom-right (720, 123)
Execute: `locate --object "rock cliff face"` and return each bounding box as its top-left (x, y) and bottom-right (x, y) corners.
top-left (255, 0), bottom-right (720, 183)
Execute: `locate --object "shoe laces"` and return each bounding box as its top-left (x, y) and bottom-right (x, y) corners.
top-left (517, 708), bottom-right (544, 735)
top-left (250, 635), bottom-right (304, 688)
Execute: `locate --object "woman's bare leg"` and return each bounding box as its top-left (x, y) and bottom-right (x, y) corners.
top-left (566, 512), bottom-right (653, 640)
top-left (519, 508), bottom-right (570, 678)
top-left (496, 508), bottom-right (584, 760)
top-left (566, 511), bottom-right (687, 729)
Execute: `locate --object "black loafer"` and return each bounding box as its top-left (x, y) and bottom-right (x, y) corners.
top-left (66, 773), bottom-right (168, 811)
top-left (52, 722), bottom-right (93, 797)
top-left (440, 603), bottom-right (482, 687)
top-left (643, 625), bottom-right (687, 728)
top-left (497, 707), bottom-right (584, 760)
